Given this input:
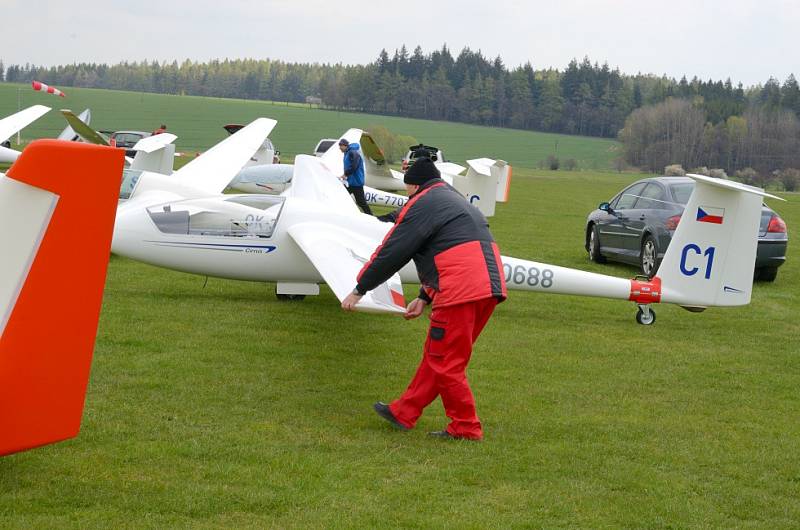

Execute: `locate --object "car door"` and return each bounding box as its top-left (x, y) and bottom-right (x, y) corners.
top-left (619, 182), bottom-right (667, 257)
top-left (598, 181), bottom-right (647, 258)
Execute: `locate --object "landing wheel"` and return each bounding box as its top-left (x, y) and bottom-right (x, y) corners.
top-left (635, 305), bottom-right (656, 325)
top-left (276, 293), bottom-right (306, 301)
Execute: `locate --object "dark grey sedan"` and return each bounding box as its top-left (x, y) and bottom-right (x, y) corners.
top-left (585, 176), bottom-right (788, 281)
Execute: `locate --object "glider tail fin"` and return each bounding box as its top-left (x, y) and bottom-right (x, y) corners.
top-left (129, 133), bottom-right (177, 174)
top-left (657, 174), bottom-right (783, 308)
top-left (60, 109), bottom-right (109, 146)
top-left (450, 158), bottom-right (507, 217)
top-left (57, 108), bottom-right (91, 141)
top-left (0, 140), bottom-right (124, 456)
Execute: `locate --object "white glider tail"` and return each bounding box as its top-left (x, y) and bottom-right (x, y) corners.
top-left (446, 158), bottom-right (512, 217)
top-left (658, 174), bottom-right (784, 307)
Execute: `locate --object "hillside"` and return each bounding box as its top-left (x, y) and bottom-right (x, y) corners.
top-left (1, 83), bottom-right (620, 170)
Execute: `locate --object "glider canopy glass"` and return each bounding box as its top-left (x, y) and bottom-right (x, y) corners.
top-left (146, 195), bottom-right (285, 238)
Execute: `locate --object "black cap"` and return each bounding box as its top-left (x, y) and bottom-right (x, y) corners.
top-left (404, 157), bottom-right (440, 185)
top-left (338, 138), bottom-right (349, 146)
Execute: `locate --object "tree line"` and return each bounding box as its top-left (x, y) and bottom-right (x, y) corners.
top-left (1, 47), bottom-right (798, 175)
top-left (620, 76), bottom-right (800, 180)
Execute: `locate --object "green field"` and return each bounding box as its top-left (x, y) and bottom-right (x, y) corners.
top-left (0, 82), bottom-right (620, 170)
top-left (0, 159), bottom-right (798, 527)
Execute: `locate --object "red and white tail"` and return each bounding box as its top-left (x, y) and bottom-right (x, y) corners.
top-left (0, 140), bottom-right (124, 456)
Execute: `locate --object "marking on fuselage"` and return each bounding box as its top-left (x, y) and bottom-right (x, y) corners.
top-left (145, 240), bottom-right (277, 253)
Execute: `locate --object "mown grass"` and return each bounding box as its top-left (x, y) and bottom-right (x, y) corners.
top-left (0, 83), bottom-right (619, 170)
top-left (1, 165), bottom-right (797, 528)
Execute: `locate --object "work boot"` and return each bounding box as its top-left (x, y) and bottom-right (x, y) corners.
top-left (373, 402), bottom-right (409, 430)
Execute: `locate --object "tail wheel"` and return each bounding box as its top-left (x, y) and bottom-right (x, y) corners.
top-left (640, 235), bottom-right (659, 278)
top-left (588, 225), bottom-right (606, 263)
top-left (636, 305), bottom-right (656, 325)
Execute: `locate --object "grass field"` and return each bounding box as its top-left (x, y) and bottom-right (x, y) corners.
top-left (0, 82), bottom-right (620, 170)
top-left (0, 162), bottom-right (797, 527)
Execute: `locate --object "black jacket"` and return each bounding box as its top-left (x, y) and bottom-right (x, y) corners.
top-left (356, 179), bottom-right (507, 307)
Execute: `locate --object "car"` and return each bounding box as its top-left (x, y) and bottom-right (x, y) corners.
top-left (585, 176), bottom-right (788, 281)
top-left (313, 138), bottom-right (338, 157)
top-left (107, 130), bottom-right (150, 157)
top-left (401, 144), bottom-right (446, 172)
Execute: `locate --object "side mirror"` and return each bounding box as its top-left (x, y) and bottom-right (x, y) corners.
top-left (599, 202), bottom-right (612, 212)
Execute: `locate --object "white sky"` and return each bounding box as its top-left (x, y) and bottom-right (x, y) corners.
top-left (1, 0), bottom-right (797, 87)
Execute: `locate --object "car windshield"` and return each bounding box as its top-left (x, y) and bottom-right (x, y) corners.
top-left (669, 182), bottom-right (695, 205)
top-left (114, 133), bottom-right (144, 145)
top-left (316, 140), bottom-right (335, 154)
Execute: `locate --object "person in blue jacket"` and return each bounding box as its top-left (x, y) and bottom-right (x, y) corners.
top-left (338, 139), bottom-right (373, 215)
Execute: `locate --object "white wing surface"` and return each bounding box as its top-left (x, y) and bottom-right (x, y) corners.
top-left (172, 118), bottom-right (276, 195)
top-left (132, 133), bottom-right (177, 153)
top-left (290, 154), bottom-right (360, 215)
top-left (288, 222), bottom-right (405, 314)
top-left (436, 162), bottom-right (466, 175)
top-left (0, 105), bottom-right (50, 144)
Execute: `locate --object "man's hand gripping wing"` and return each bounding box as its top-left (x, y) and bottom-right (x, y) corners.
top-left (287, 222), bottom-right (405, 314)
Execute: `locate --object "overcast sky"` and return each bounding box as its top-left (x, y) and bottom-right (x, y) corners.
top-left (1, 0), bottom-right (796, 87)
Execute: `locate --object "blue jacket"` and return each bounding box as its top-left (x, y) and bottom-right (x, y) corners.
top-left (343, 143), bottom-right (366, 187)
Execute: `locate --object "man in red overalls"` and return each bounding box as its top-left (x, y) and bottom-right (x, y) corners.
top-left (341, 157), bottom-right (507, 440)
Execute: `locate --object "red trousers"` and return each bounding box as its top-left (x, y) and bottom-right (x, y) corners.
top-left (389, 297), bottom-right (499, 439)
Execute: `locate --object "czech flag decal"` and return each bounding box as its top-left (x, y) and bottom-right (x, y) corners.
top-left (697, 206), bottom-right (724, 224)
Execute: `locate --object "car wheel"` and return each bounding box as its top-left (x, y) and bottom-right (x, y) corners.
top-left (588, 225), bottom-right (606, 263)
top-left (755, 267), bottom-right (778, 282)
top-left (640, 234), bottom-right (659, 278)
